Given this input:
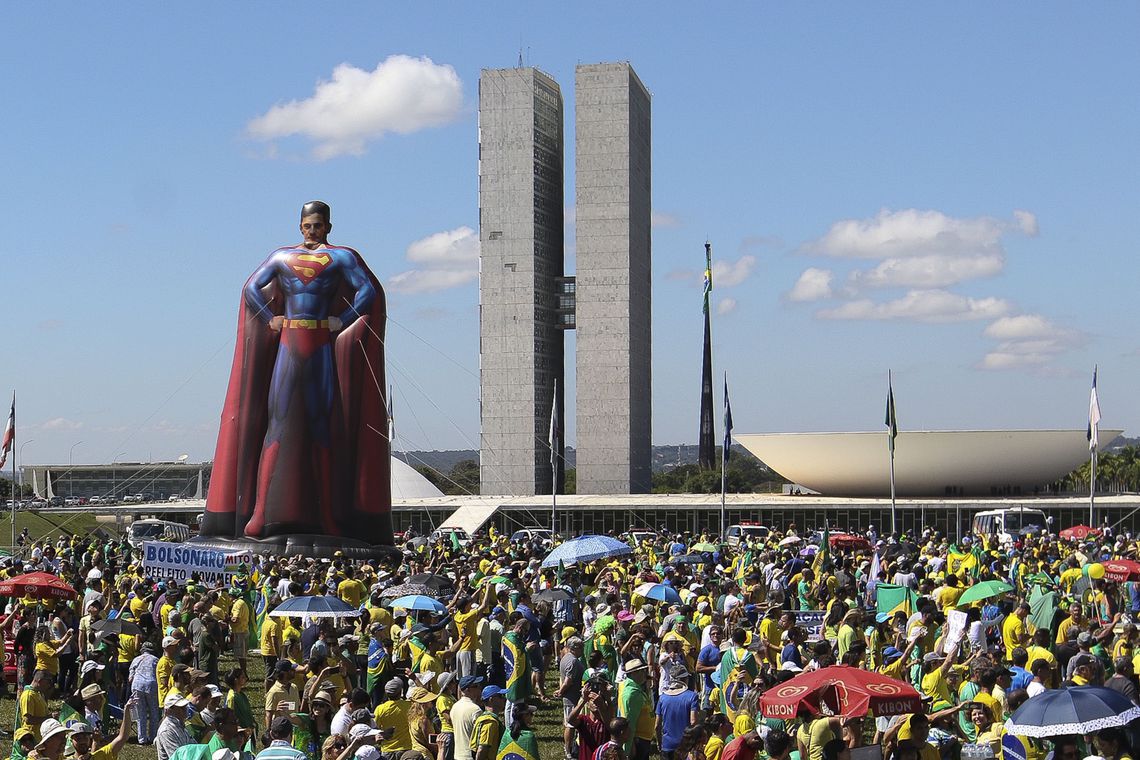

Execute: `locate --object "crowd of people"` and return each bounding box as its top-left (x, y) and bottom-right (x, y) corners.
top-left (2, 521), bottom-right (1140, 760)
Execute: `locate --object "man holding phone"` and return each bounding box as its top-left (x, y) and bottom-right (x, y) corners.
top-left (264, 662), bottom-right (301, 731)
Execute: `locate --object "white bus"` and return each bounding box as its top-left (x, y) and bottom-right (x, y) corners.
top-left (128, 519), bottom-right (190, 549)
top-left (971, 508), bottom-right (1048, 545)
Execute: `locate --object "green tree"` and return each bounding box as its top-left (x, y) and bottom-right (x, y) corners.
top-left (563, 468), bottom-right (576, 494)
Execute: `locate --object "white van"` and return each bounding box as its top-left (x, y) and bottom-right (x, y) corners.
top-left (128, 519), bottom-right (190, 548)
top-left (971, 508), bottom-right (1048, 544)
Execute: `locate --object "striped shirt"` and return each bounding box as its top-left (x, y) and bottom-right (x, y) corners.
top-left (254, 740), bottom-right (307, 760)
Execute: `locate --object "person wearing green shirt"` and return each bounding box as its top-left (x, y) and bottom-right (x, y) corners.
top-left (836, 610), bottom-right (865, 661)
top-left (797, 570), bottom-right (815, 611)
top-left (617, 660), bottom-right (654, 760)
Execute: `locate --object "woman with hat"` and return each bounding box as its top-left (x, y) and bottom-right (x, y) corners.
top-left (407, 685), bottom-right (441, 760)
top-left (292, 690), bottom-right (335, 760)
top-left (27, 719), bottom-right (73, 760)
top-left (70, 696), bottom-right (135, 760)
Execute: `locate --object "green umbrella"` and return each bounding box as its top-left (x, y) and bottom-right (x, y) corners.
top-left (956, 580), bottom-right (1014, 606)
top-left (692, 542), bottom-right (719, 553)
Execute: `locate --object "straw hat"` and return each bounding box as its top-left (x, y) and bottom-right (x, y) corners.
top-left (408, 686), bottom-right (439, 704)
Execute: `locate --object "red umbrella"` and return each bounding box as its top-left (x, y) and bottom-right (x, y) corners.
top-left (1103, 559), bottom-right (1140, 582)
top-left (1060, 525), bottom-right (1101, 541)
top-left (829, 533), bottom-right (871, 551)
top-left (760, 665), bottom-right (921, 719)
top-left (0, 572), bottom-right (77, 600)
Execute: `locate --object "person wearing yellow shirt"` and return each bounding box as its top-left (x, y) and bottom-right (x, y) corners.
top-left (33, 623), bottom-right (73, 681)
top-left (920, 650), bottom-right (957, 704)
top-left (156, 635), bottom-right (178, 707)
top-left (337, 567), bottom-right (367, 608)
top-left (228, 588), bottom-right (250, 671)
top-left (1056, 604), bottom-right (1084, 645)
top-left (260, 611), bottom-right (283, 673)
top-left (704, 714), bottom-right (731, 760)
top-left (758, 608), bottom-right (781, 667)
top-left (1114, 624), bottom-right (1136, 662)
top-left (938, 576), bottom-right (964, 612)
top-left (878, 637), bottom-right (919, 681)
top-left (1003, 602), bottom-right (1031, 660)
top-left (1026, 630), bottom-right (1059, 689)
top-left (19, 670), bottom-right (51, 740)
top-left (451, 582), bottom-right (495, 679)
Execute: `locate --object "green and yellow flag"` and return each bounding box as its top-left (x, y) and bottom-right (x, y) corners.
top-left (876, 583), bottom-right (918, 617)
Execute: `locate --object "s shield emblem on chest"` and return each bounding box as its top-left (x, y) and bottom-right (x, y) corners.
top-left (287, 252), bottom-right (332, 284)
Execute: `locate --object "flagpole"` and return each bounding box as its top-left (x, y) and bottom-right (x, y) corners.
top-left (550, 379), bottom-right (558, 537)
top-left (10, 392), bottom-right (15, 550)
top-left (720, 371), bottom-right (729, 539)
top-left (1090, 448), bottom-right (1096, 527)
top-left (886, 371), bottom-right (897, 536)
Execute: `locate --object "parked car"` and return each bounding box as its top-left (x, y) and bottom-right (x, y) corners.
top-left (725, 523), bottom-right (770, 548)
top-left (430, 527), bottom-right (471, 546)
top-left (510, 528), bottom-right (555, 547)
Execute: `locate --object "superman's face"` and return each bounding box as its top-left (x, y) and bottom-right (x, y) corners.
top-left (300, 214), bottom-right (331, 248)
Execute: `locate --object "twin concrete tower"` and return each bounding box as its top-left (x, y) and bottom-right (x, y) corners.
top-left (478, 62), bottom-right (652, 498)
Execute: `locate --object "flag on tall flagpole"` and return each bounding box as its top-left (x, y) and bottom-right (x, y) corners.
top-left (1088, 366), bottom-right (1101, 452)
top-left (702, 244), bottom-right (713, 315)
top-left (0, 395), bottom-right (13, 469)
top-left (722, 372), bottom-right (733, 469)
top-left (885, 372), bottom-right (898, 454)
top-left (549, 378), bottom-right (560, 472)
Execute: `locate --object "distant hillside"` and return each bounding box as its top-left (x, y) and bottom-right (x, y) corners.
top-left (399, 443), bottom-right (757, 475)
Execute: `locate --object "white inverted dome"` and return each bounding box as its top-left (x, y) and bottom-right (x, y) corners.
top-left (735, 429), bottom-right (1123, 498)
top-left (391, 456), bottom-right (445, 499)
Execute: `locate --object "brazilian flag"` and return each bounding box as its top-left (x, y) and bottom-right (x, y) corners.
top-left (497, 730), bottom-right (540, 760)
top-left (946, 543), bottom-right (983, 578)
top-left (502, 630), bottom-right (530, 701)
top-left (367, 638), bottom-right (390, 693)
top-left (253, 584), bottom-right (270, 638)
top-left (876, 583), bottom-right (918, 617)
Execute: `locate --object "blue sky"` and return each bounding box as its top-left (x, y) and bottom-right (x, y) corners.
top-left (3, 4), bottom-right (1138, 466)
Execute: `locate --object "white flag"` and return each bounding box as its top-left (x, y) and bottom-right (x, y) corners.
top-left (1088, 366), bottom-right (1101, 452)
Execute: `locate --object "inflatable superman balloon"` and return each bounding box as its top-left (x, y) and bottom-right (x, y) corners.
top-left (197, 201), bottom-right (396, 557)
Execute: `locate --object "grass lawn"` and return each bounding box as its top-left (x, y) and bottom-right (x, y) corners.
top-left (0, 511), bottom-right (121, 550)
top-left (0, 654), bottom-right (571, 760)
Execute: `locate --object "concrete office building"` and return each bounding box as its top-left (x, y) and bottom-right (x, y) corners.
top-left (574, 62), bottom-right (653, 493)
top-left (478, 67), bottom-right (568, 496)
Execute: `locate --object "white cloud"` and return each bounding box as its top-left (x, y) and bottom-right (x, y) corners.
top-left (1013, 209), bottom-right (1039, 236)
top-left (717, 298), bottom-right (737, 315)
top-left (817, 290), bottom-right (1012, 323)
top-left (406, 226), bottom-right (479, 267)
top-left (389, 269), bottom-right (477, 294)
top-left (713, 255), bottom-right (756, 287)
top-left (802, 208), bottom-right (1032, 260)
top-left (40, 417), bottom-right (83, 431)
top-left (389, 226), bottom-right (479, 294)
top-left (786, 268), bottom-right (834, 302)
top-left (247, 55), bottom-right (464, 160)
top-left (977, 313), bottom-right (1084, 371)
top-left (651, 211), bottom-right (680, 229)
top-left (846, 252), bottom-right (1004, 290)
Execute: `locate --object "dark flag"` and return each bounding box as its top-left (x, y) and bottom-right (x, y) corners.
top-left (698, 243), bottom-right (716, 469)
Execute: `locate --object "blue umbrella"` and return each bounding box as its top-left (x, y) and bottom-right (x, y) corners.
top-left (387, 594), bottom-right (447, 613)
top-left (268, 595), bottom-right (358, 618)
top-left (541, 535), bottom-right (632, 568)
top-left (1005, 686), bottom-right (1140, 737)
top-left (634, 582), bottom-right (682, 605)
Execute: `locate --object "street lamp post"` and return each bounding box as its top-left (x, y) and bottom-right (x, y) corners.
top-left (112, 452), bottom-right (127, 502)
top-left (18, 440), bottom-right (34, 500)
top-left (69, 441), bottom-right (84, 498)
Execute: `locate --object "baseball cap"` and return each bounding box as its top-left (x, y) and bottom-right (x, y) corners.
top-left (66, 722), bottom-right (95, 736)
top-left (779, 661), bottom-right (803, 672)
top-left (162, 636), bottom-right (178, 648)
top-left (459, 675), bottom-right (485, 690)
top-left (875, 612), bottom-right (890, 624)
top-left (923, 652), bottom-right (944, 663)
top-left (481, 685), bottom-right (507, 701)
top-left (213, 750), bottom-right (239, 760)
top-left (882, 646), bottom-right (903, 664)
top-left (270, 716), bottom-right (293, 735)
top-left (163, 693), bottom-right (191, 709)
top-left (1078, 632), bottom-right (1094, 646)
top-left (79, 661), bottom-right (105, 677)
top-left (274, 660), bottom-right (296, 673)
top-left (355, 747), bottom-right (382, 760)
